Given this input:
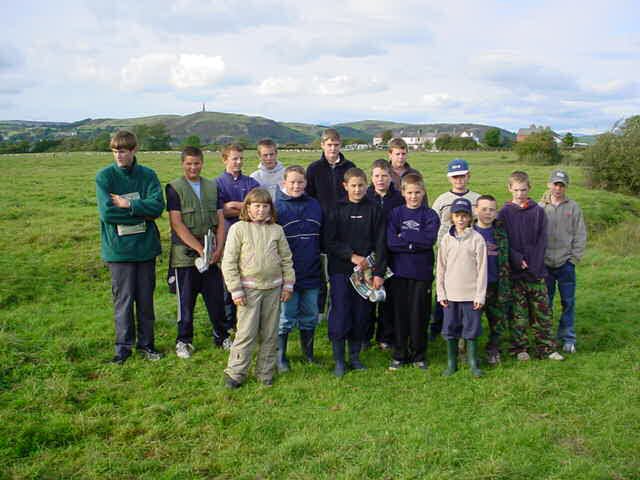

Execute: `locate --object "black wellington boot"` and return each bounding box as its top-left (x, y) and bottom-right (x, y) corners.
top-left (299, 329), bottom-right (315, 363)
top-left (277, 333), bottom-right (290, 373)
top-left (332, 340), bottom-right (346, 377)
top-left (348, 341), bottom-right (367, 370)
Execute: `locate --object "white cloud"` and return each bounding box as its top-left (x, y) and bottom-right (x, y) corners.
top-left (120, 53), bottom-right (225, 91)
top-left (422, 93), bottom-right (461, 109)
top-left (170, 54), bottom-right (225, 89)
top-left (312, 75), bottom-right (386, 96)
top-left (256, 77), bottom-right (302, 96)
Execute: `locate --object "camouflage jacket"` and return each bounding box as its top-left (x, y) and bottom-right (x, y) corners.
top-left (475, 219), bottom-right (512, 306)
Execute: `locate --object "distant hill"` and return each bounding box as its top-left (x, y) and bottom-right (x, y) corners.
top-left (1, 111), bottom-right (519, 146)
top-left (339, 120), bottom-right (516, 142)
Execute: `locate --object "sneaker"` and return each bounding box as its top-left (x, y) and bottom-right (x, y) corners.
top-left (222, 337), bottom-right (233, 351)
top-left (562, 343), bottom-right (576, 354)
top-left (224, 374), bottom-right (241, 389)
top-left (388, 359), bottom-right (403, 371)
top-left (176, 341), bottom-right (194, 359)
top-left (516, 351), bottom-right (530, 361)
top-left (138, 347), bottom-right (163, 361)
top-left (378, 342), bottom-right (391, 351)
top-left (487, 352), bottom-right (501, 366)
top-left (548, 351), bottom-right (565, 361)
top-left (261, 378), bottom-right (273, 387)
top-left (413, 361), bottom-right (427, 370)
top-left (111, 351), bottom-right (131, 365)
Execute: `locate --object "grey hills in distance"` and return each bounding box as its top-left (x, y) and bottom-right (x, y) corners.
top-left (0, 110), bottom-right (599, 146)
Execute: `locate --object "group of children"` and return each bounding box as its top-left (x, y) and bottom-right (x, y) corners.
top-left (99, 129), bottom-right (587, 387)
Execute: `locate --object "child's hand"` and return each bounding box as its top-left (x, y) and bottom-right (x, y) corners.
top-left (233, 296), bottom-right (247, 306)
top-left (521, 260), bottom-right (528, 269)
top-left (211, 248), bottom-right (223, 264)
top-left (439, 300), bottom-right (449, 308)
top-left (372, 276), bottom-right (384, 290)
top-left (473, 301), bottom-right (484, 310)
top-left (281, 290), bottom-right (292, 302)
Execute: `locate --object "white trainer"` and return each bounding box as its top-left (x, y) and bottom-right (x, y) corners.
top-left (548, 351), bottom-right (565, 361)
top-left (562, 343), bottom-right (576, 354)
top-left (516, 351), bottom-right (530, 361)
top-left (176, 341), bottom-right (194, 359)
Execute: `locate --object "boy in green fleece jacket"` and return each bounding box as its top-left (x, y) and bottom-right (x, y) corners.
top-left (96, 130), bottom-right (165, 364)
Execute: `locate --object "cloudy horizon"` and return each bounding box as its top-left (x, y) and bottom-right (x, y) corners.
top-left (1, 0), bottom-right (639, 134)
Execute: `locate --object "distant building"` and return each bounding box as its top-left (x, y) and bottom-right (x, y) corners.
top-left (372, 129), bottom-right (439, 149)
top-left (516, 124), bottom-right (562, 144)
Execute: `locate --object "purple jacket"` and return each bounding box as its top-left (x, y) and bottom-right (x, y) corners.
top-left (387, 205), bottom-right (440, 281)
top-left (216, 171), bottom-right (260, 230)
top-left (497, 199), bottom-right (548, 281)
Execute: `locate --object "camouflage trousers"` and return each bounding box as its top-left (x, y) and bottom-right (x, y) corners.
top-left (510, 279), bottom-right (556, 357)
top-left (484, 283), bottom-right (507, 355)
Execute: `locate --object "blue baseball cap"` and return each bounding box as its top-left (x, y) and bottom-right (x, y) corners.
top-left (451, 197), bottom-right (472, 214)
top-left (447, 158), bottom-right (470, 177)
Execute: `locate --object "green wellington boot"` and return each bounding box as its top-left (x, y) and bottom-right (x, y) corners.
top-left (467, 339), bottom-right (484, 377)
top-left (442, 339), bottom-right (459, 376)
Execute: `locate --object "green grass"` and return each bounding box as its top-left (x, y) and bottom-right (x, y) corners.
top-left (1, 150), bottom-right (639, 479)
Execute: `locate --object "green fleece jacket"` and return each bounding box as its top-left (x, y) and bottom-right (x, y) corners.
top-left (96, 159), bottom-right (165, 262)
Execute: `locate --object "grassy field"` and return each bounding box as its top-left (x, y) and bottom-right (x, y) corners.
top-left (0, 150), bottom-right (639, 479)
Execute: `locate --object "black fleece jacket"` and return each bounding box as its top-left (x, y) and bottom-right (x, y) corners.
top-left (324, 196), bottom-right (387, 277)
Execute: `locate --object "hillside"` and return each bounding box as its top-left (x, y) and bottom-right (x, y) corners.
top-left (1, 111), bottom-right (518, 146)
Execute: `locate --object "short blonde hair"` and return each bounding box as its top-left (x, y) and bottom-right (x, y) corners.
top-left (222, 143), bottom-right (244, 160)
top-left (110, 130), bottom-right (137, 150)
top-left (239, 188), bottom-right (277, 224)
top-left (321, 128), bottom-right (341, 143)
top-left (508, 170), bottom-right (531, 187)
top-left (388, 137), bottom-right (407, 152)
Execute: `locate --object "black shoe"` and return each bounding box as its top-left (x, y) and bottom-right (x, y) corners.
top-left (111, 351), bottom-right (131, 365)
top-left (137, 347), bottom-right (164, 361)
top-left (224, 374), bottom-right (241, 389)
top-left (261, 378), bottom-right (273, 387)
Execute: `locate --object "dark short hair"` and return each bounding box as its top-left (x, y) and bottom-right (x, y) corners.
top-left (181, 146), bottom-right (203, 161)
top-left (344, 167), bottom-right (367, 183)
top-left (110, 130), bottom-right (137, 150)
top-left (477, 194), bottom-right (496, 203)
top-left (371, 158), bottom-right (391, 172)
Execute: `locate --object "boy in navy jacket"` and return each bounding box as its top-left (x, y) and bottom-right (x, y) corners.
top-left (387, 174), bottom-right (440, 370)
top-left (274, 166), bottom-right (323, 372)
top-left (324, 167), bottom-right (387, 377)
top-left (365, 158), bottom-right (404, 350)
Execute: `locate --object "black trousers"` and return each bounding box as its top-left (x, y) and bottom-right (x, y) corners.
top-left (391, 277), bottom-right (431, 363)
top-left (366, 294), bottom-right (394, 345)
top-left (108, 260), bottom-right (156, 355)
top-left (175, 265), bottom-right (227, 345)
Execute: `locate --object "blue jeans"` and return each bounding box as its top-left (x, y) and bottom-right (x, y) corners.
top-left (279, 288), bottom-right (320, 335)
top-left (546, 261), bottom-right (577, 345)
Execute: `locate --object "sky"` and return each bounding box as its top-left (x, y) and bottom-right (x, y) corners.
top-left (1, 0), bottom-right (639, 134)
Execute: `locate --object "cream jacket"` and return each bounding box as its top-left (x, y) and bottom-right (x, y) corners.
top-left (222, 221), bottom-right (295, 300)
top-left (436, 226), bottom-right (487, 304)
